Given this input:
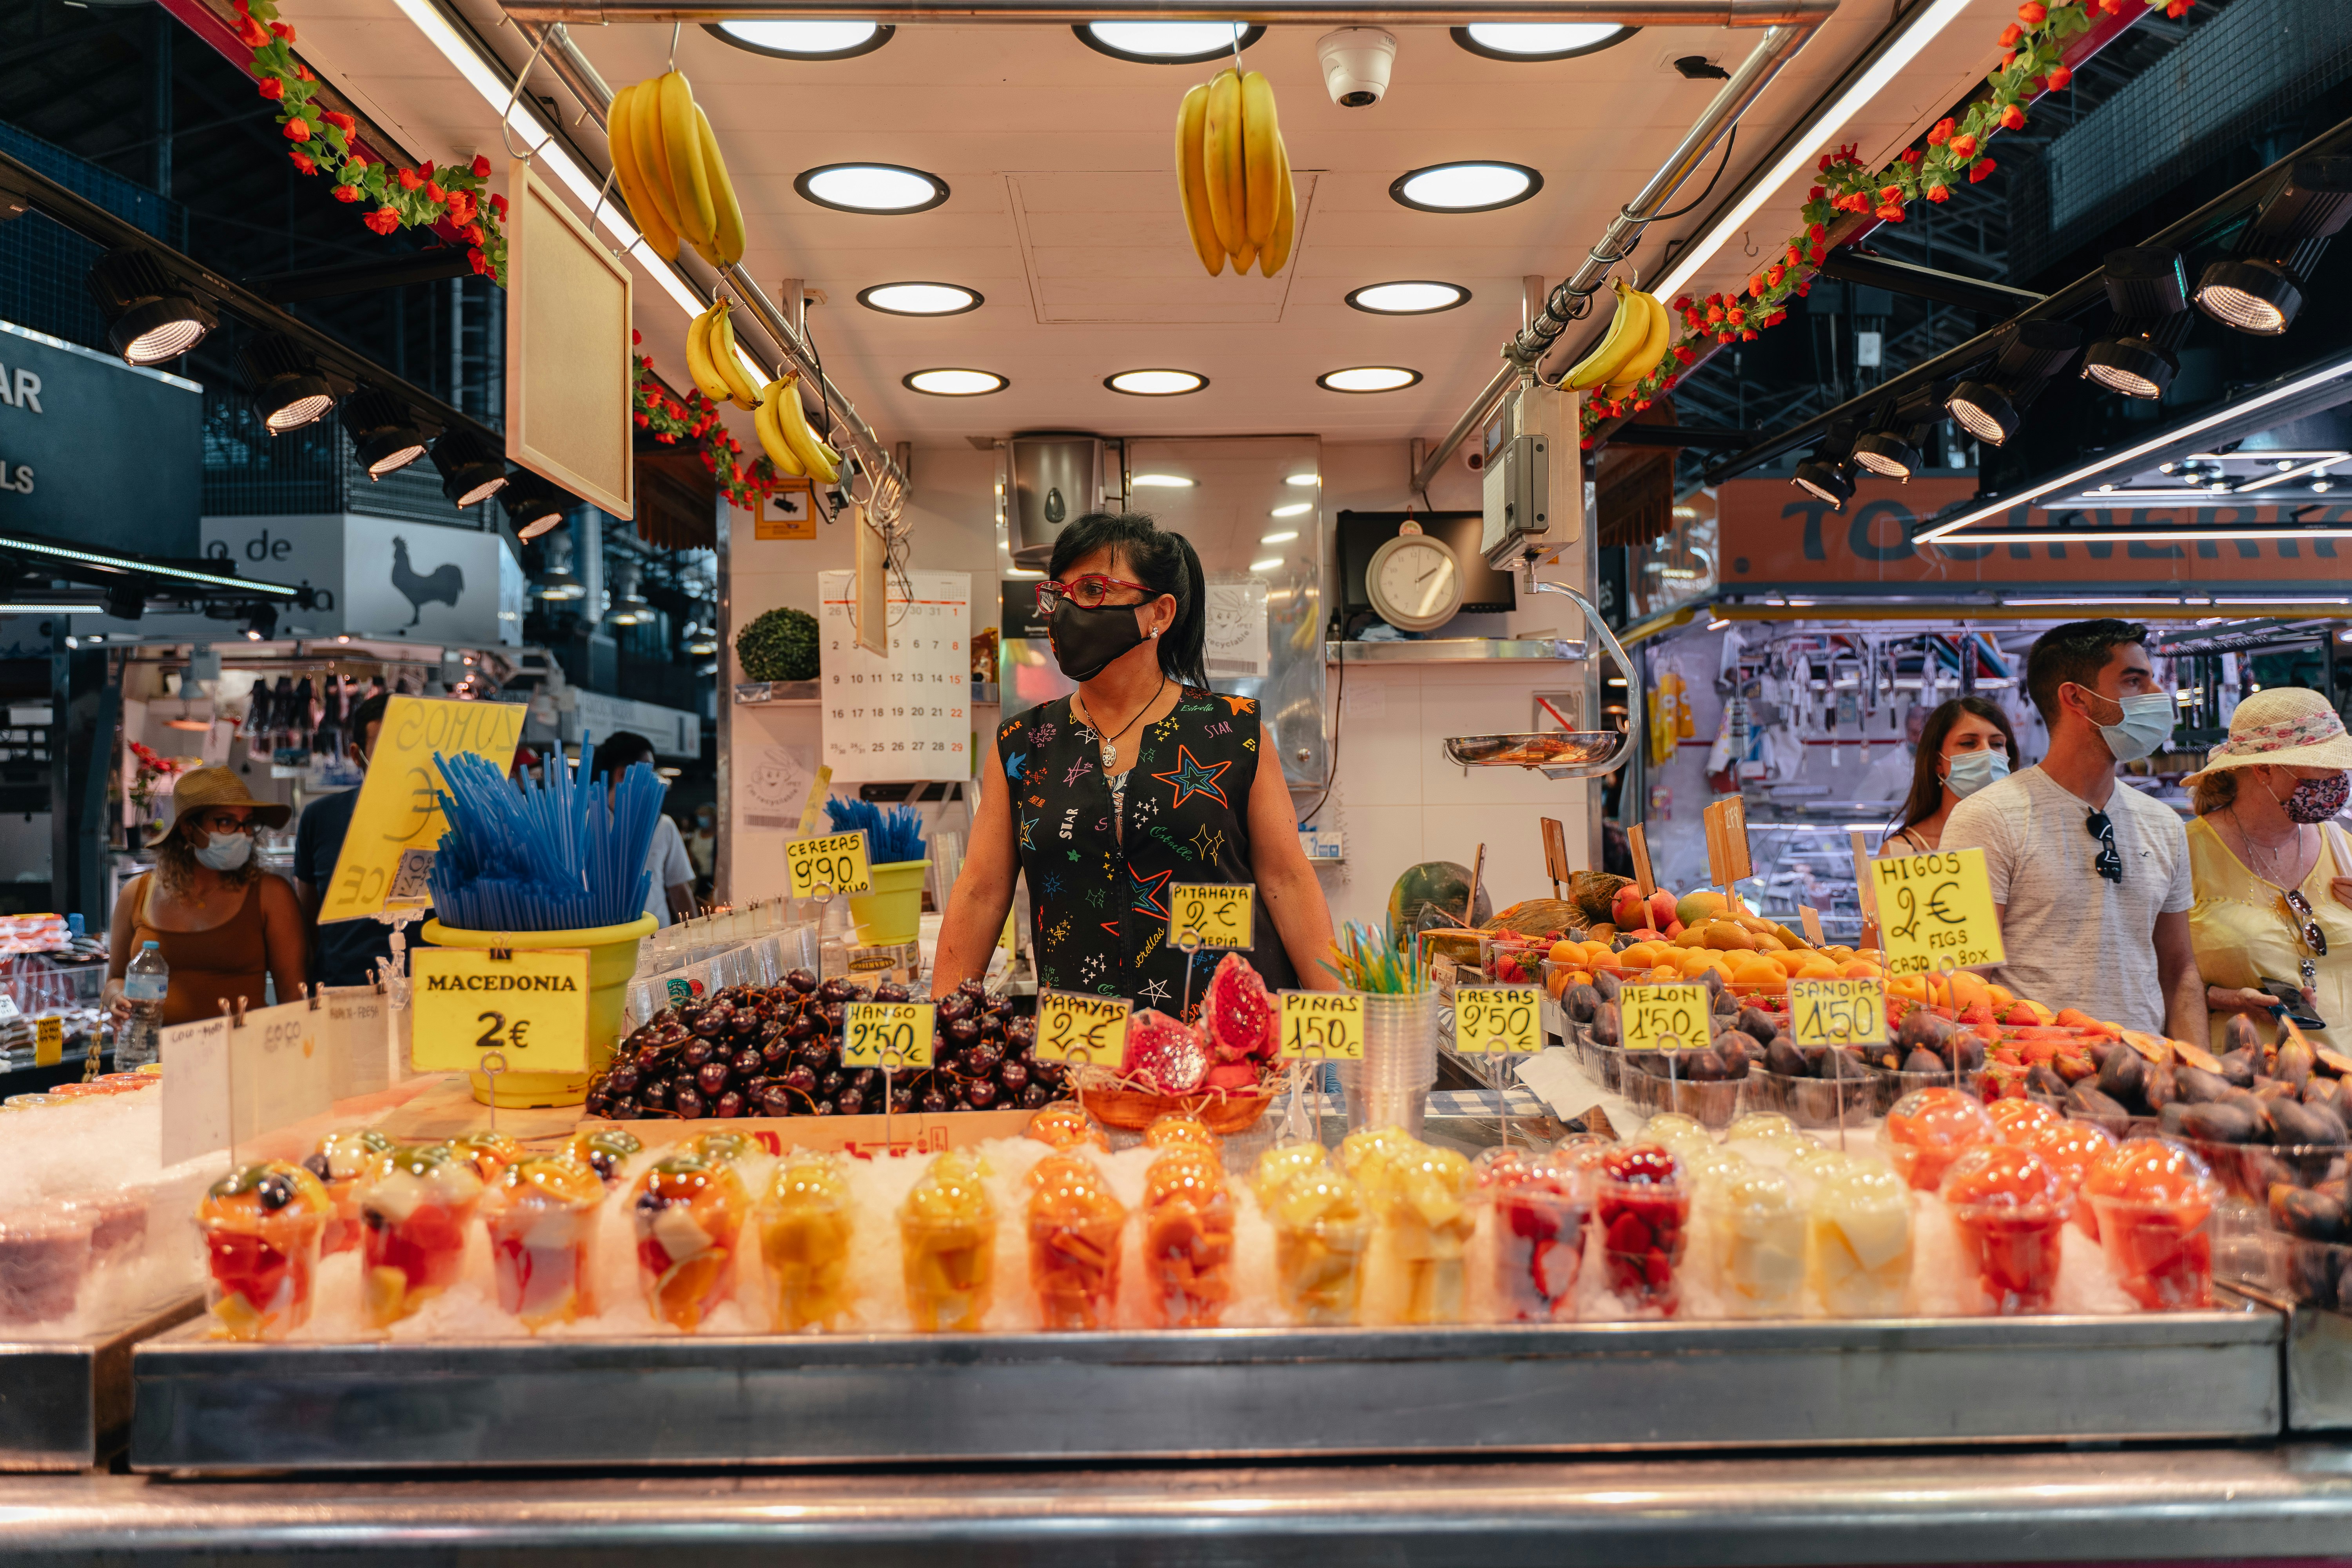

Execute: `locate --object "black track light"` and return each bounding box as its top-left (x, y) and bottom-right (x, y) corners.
top-left (2194, 157), bottom-right (2352, 336)
top-left (85, 248), bottom-right (216, 367)
top-left (2082, 333), bottom-right (2178, 401)
top-left (339, 388), bottom-right (427, 478)
top-left (1791, 419), bottom-right (1860, 508)
top-left (2083, 248), bottom-right (2189, 401)
top-left (1945, 319), bottom-right (2082, 446)
top-left (237, 332), bottom-right (336, 433)
top-left (499, 470), bottom-right (575, 540)
top-left (2097, 247), bottom-right (2188, 318)
top-left (431, 428), bottom-right (509, 508)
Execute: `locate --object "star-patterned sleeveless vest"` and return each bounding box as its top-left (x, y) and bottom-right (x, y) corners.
top-left (997, 685), bottom-right (1299, 1016)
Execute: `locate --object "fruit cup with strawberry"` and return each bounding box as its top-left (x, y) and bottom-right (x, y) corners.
top-left (1938, 1143), bottom-right (2071, 1314)
top-left (303, 1129), bottom-right (392, 1256)
top-left (485, 1156), bottom-right (606, 1332)
top-left (358, 1143), bottom-right (487, 1329)
top-left (2082, 1137), bottom-right (2220, 1310)
top-left (1597, 1143), bottom-right (1691, 1314)
top-left (200, 1161), bottom-right (332, 1341)
top-left (1475, 1146), bottom-right (1592, 1322)
top-left (631, 1154), bottom-right (750, 1332)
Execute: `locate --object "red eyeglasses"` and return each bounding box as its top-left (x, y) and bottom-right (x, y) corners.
top-left (1034, 574), bottom-right (1156, 612)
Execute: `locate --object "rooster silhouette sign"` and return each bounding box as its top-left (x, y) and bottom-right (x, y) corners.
top-left (391, 536), bottom-right (465, 629)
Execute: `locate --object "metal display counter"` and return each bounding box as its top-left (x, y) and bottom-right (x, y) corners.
top-left (0, 1298), bottom-right (201, 1472)
top-left (130, 1301), bottom-right (2283, 1474)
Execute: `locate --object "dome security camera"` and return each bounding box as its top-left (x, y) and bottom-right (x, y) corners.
top-left (1317, 27), bottom-right (1397, 108)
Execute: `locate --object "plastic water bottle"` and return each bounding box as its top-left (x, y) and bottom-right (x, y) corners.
top-left (119, 940), bottom-right (167, 1069)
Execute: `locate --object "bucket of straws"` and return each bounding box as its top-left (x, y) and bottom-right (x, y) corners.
top-left (422, 741), bottom-right (668, 1109)
top-left (822, 799), bottom-right (930, 948)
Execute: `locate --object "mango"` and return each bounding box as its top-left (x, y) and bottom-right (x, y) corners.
top-left (1676, 889), bottom-right (1728, 928)
top-left (1701, 920), bottom-right (1756, 952)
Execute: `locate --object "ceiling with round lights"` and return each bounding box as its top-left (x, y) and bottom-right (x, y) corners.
top-left (1450, 23), bottom-right (1634, 61)
top-left (795, 163), bottom-right (950, 214)
top-left (1389, 162), bottom-right (1543, 214)
top-left (1105, 369), bottom-right (1207, 396)
top-left (1345, 281), bottom-right (1470, 316)
top-left (904, 368), bottom-right (1007, 396)
top-left (1074, 21), bottom-right (1265, 63)
top-left (1318, 367), bottom-right (1423, 394)
top-left (858, 282), bottom-right (982, 316)
top-left (706, 21), bottom-right (893, 60)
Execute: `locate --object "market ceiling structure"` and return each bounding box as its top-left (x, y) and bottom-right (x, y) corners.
top-left (250, 0), bottom-right (2067, 496)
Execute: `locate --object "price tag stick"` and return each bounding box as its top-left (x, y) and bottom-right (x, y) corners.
top-left (1178, 930), bottom-right (1202, 1020)
top-left (479, 1049), bottom-right (506, 1134)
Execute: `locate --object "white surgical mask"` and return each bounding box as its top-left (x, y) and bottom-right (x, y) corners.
top-left (1943, 748), bottom-right (2009, 798)
top-left (194, 834), bottom-right (252, 871)
top-left (2080, 688), bottom-right (2176, 763)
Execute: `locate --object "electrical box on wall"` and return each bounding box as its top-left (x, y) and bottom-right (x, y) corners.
top-left (1479, 381), bottom-right (1583, 569)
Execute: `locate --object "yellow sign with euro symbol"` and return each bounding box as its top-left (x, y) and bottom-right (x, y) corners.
top-left (1278, 991), bottom-right (1364, 1061)
top-left (1621, 983), bottom-right (1708, 1052)
top-left (1169, 883), bottom-right (1254, 950)
top-left (1454, 985), bottom-right (1543, 1054)
top-left (1870, 848), bottom-right (2005, 978)
top-left (409, 947), bottom-right (590, 1073)
top-left (1034, 991), bottom-right (1130, 1065)
top-left (318, 697), bottom-right (525, 924)
top-left (843, 1002), bottom-right (935, 1069)
top-left (1788, 977), bottom-right (1888, 1048)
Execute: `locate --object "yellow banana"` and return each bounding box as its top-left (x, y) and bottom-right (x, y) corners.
top-left (1234, 238), bottom-right (1257, 274)
top-left (1564, 279), bottom-right (1644, 391)
top-left (658, 71), bottom-right (716, 247)
top-left (710, 300), bottom-right (762, 411)
top-left (1174, 82), bottom-right (1222, 278)
top-left (1202, 68), bottom-right (1243, 259)
top-left (684, 307), bottom-right (733, 405)
top-left (1259, 134), bottom-right (1296, 277)
top-left (1239, 70), bottom-right (1279, 249)
top-left (692, 104), bottom-right (745, 268)
top-left (628, 77), bottom-right (686, 239)
top-left (1604, 290), bottom-right (1673, 398)
top-left (606, 85), bottom-right (679, 262)
top-left (753, 382), bottom-right (805, 477)
top-left (771, 373), bottom-right (842, 485)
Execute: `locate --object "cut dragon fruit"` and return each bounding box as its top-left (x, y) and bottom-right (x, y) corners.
top-left (1121, 1009), bottom-right (1209, 1095)
top-left (1202, 951), bottom-right (1278, 1063)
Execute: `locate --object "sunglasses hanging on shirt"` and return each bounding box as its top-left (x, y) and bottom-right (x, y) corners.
top-left (2085, 809), bottom-right (2123, 884)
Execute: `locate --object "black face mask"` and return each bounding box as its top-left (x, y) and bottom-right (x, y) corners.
top-left (1049, 599), bottom-right (1150, 683)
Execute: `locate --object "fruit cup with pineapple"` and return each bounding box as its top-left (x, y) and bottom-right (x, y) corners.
top-left (1270, 1166), bottom-right (1375, 1326)
top-left (631, 1154), bottom-right (751, 1332)
top-left (485, 1156), bottom-right (606, 1332)
top-left (756, 1152), bottom-right (857, 1333)
top-left (358, 1143), bottom-right (487, 1329)
top-left (302, 1129), bottom-right (392, 1255)
top-left (1368, 1141), bottom-right (1476, 1324)
top-left (900, 1150), bottom-right (996, 1332)
top-left (200, 1161), bottom-right (332, 1341)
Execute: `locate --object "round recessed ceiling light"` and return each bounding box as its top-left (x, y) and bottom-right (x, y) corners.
top-left (857, 282), bottom-right (982, 316)
top-left (1389, 162), bottom-right (1543, 214)
top-left (1074, 21), bottom-right (1266, 63)
top-left (1450, 22), bottom-right (1634, 60)
top-left (795, 163), bottom-right (949, 214)
top-left (904, 368), bottom-right (1006, 396)
top-left (1105, 368), bottom-right (1206, 396)
top-left (1130, 473), bottom-right (1194, 488)
top-left (1318, 366), bottom-right (1421, 394)
top-left (1346, 281), bottom-right (1471, 316)
top-left (705, 20), bottom-right (893, 60)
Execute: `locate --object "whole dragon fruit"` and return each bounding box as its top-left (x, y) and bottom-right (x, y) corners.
top-left (1202, 951), bottom-right (1278, 1064)
top-left (1120, 1009), bottom-right (1209, 1095)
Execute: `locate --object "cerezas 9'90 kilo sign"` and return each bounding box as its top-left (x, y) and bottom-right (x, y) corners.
top-left (409, 947), bottom-right (591, 1073)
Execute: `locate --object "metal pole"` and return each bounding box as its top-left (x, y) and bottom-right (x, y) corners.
top-left (508, 0), bottom-right (1828, 20)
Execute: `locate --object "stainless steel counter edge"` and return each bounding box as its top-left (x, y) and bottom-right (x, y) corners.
top-left (13, 1446), bottom-right (2352, 1563)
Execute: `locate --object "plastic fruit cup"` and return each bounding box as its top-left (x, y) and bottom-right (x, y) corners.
top-left (632, 1156), bottom-right (750, 1334)
top-left (2083, 1136), bottom-right (2222, 1311)
top-left (1806, 1163), bottom-right (1913, 1317)
top-left (899, 1152), bottom-right (995, 1333)
top-left (1939, 1143), bottom-right (2070, 1314)
top-left (197, 1163), bottom-right (330, 1342)
top-left (2020, 1118), bottom-right (2120, 1241)
top-left (1270, 1169), bottom-right (1374, 1327)
top-left (306, 1130), bottom-right (394, 1256)
top-left (1381, 1145), bottom-right (1476, 1325)
top-left (486, 1158), bottom-right (606, 1333)
top-left (1474, 1147), bottom-right (1590, 1323)
top-left (1596, 1144), bottom-right (1690, 1315)
top-left (1711, 1165), bottom-right (1806, 1318)
top-left (0, 1205), bottom-right (93, 1326)
top-left (1143, 1153), bottom-right (1235, 1328)
top-left (757, 1155), bottom-right (856, 1334)
top-left (1027, 1155), bottom-right (1127, 1330)
top-left (1878, 1086), bottom-right (1997, 1192)
top-left (359, 1145), bottom-right (487, 1329)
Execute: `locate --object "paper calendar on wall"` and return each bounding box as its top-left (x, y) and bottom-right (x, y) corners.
top-left (818, 569), bottom-right (971, 783)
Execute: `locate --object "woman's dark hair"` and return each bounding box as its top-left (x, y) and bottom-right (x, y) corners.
top-left (1046, 511), bottom-right (1208, 688)
top-left (1899, 696), bottom-right (2022, 833)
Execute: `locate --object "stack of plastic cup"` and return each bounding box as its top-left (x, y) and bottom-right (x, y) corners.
top-left (1338, 990), bottom-right (1437, 1138)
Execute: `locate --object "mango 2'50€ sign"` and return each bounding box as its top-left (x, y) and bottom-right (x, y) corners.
top-left (319, 697), bottom-right (525, 924)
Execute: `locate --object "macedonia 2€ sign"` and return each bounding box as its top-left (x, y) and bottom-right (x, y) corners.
top-left (410, 947), bottom-right (590, 1073)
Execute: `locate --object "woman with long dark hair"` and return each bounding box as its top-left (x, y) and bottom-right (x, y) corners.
top-left (1881, 696), bottom-right (2023, 856)
top-left (933, 512), bottom-right (1339, 1009)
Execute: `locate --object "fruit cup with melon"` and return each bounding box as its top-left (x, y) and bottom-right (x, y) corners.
top-left (302, 1129), bottom-right (392, 1256)
top-left (565, 1127), bottom-right (643, 1187)
top-left (899, 1150), bottom-right (996, 1332)
top-left (1365, 1141), bottom-right (1476, 1324)
top-left (1027, 1153), bottom-right (1127, 1330)
top-left (2083, 1137), bottom-right (2220, 1310)
top-left (1806, 1162), bottom-right (1914, 1316)
top-left (200, 1161), bottom-right (332, 1341)
top-left (358, 1143), bottom-right (487, 1329)
top-left (756, 1152), bottom-right (856, 1332)
top-left (630, 1153), bottom-right (750, 1333)
top-left (485, 1156), bottom-right (606, 1332)
top-left (1143, 1151), bottom-right (1235, 1327)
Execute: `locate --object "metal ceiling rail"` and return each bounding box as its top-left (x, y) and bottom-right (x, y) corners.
top-left (520, 20), bottom-right (906, 526)
top-left (1699, 111), bottom-right (2352, 488)
top-left (506, 0), bottom-right (1818, 22)
top-left (1405, 16), bottom-right (1820, 497)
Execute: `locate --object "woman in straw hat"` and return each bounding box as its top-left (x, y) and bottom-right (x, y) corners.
top-left (104, 766), bottom-right (309, 1027)
top-left (2186, 687), bottom-right (2352, 1051)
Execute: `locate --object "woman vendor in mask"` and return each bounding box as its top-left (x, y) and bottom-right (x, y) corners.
top-left (933, 512), bottom-right (1340, 1013)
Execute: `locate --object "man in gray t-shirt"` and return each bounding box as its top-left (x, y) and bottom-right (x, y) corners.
top-left (1940, 620), bottom-right (2205, 1040)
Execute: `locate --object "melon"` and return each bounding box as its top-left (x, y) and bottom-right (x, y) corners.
top-left (1121, 1009), bottom-right (1209, 1095)
top-left (1387, 861), bottom-right (1491, 945)
top-left (1202, 951), bottom-right (1278, 1063)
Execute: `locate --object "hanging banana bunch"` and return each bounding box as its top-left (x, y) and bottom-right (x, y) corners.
top-left (686, 297), bottom-right (762, 411)
top-left (1563, 278), bottom-right (1671, 394)
top-left (753, 373), bottom-right (842, 487)
top-left (1174, 66), bottom-right (1296, 279)
top-left (606, 70), bottom-right (746, 269)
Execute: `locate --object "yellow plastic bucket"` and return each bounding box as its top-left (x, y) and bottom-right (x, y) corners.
top-left (849, 858), bottom-right (930, 947)
top-left (420, 914), bottom-right (657, 1108)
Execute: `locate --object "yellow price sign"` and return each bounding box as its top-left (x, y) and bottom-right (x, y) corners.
top-left (1169, 883), bottom-right (1254, 950)
top-left (843, 1002), bottom-right (934, 1069)
top-left (33, 1014), bottom-right (61, 1067)
top-left (786, 829), bottom-right (873, 898)
top-left (1278, 991), bottom-right (1364, 1061)
top-left (1455, 985), bottom-right (1543, 1054)
top-left (409, 947), bottom-right (590, 1073)
top-left (1870, 847), bottom-right (2005, 978)
top-left (318, 697), bottom-right (526, 924)
top-left (1788, 977), bottom-right (1887, 1048)
top-left (1622, 983), bottom-right (1708, 1052)
top-left (1034, 991), bottom-right (1130, 1065)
